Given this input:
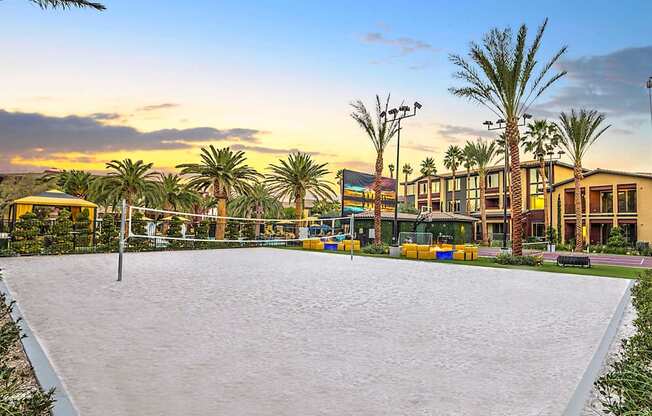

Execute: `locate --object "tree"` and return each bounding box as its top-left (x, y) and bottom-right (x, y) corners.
top-left (166, 216), bottom-right (184, 249)
top-left (12, 211), bottom-right (42, 254)
top-left (310, 199), bottom-right (340, 217)
top-left (265, 152), bottom-right (335, 221)
top-left (388, 164), bottom-right (395, 179)
top-left (466, 139), bottom-right (499, 245)
top-left (401, 163), bottom-right (413, 207)
top-left (48, 209), bottom-right (73, 254)
top-left (157, 173), bottom-right (200, 212)
top-left (335, 169), bottom-right (344, 189)
top-left (94, 159), bottom-right (160, 207)
top-left (462, 143), bottom-right (477, 214)
top-left (44, 169), bottom-right (95, 199)
top-left (229, 182), bottom-right (283, 238)
top-left (522, 120), bottom-right (560, 231)
top-left (350, 95), bottom-right (400, 244)
top-left (73, 208), bottom-right (91, 248)
top-left (98, 213), bottom-right (118, 252)
top-left (556, 109), bottom-right (610, 251)
top-left (28, 0), bottom-right (105, 10)
top-left (449, 18), bottom-right (567, 255)
top-left (177, 146), bottom-right (260, 240)
top-left (419, 157), bottom-right (437, 211)
top-left (443, 145), bottom-right (463, 212)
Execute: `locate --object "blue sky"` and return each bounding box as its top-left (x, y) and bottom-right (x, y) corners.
top-left (1, 0), bottom-right (651, 174)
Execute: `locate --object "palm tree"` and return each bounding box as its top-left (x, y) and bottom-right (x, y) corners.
top-left (419, 157), bottom-right (437, 211)
top-left (177, 146), bottom-right (260, 240)
top-left (350, 95), bottom-right (400, 245)
top-left (335, 169), bottom-right (344, 190)
top-left (443, 145), bottom-right (463, 212)
top-left (157, 173), bottom-right (200, 212)
top-left (449, 18), bottom-right (567, 255)
top-left (96, 159), bottom-right (160, 207)
top-left (28, 0), bottom-right (105, 10)
top-left (522, 120), bottom-right (560, 231)
top-left (265, 152), bottom-right (335, 221)
top-left (466, 139), bottom-right (499, 245)
top-left (401, 163), bottom-right (413, 206)
top-left (388, 164), bottom-right (395, 179)
top-left (556, 109), bottom-right (610, 251)
top-left (45, 169), bottom-right (95, 199)
top-left (462, 143), bottom-right (477, 214)
top-left (229, 182), bottom-right (283, 238)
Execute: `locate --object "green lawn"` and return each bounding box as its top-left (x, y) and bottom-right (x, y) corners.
top-left (276, 246), bottom-right (644, 280)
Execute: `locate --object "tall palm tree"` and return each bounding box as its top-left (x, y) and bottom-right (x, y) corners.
top-left (177, 146), bottom-right (260, 239)
top-left (556, 109), bottom-right (610, 251)
top-left (419, 157), bottom-right (437, 211)
top-left (45, 169), bottom-right (95, 199)
top-left (229, 182), bottom-right (283, 238)
top-left (522, 120), bottom-right (560, 231)
top-left (28, 0), bottom-right (105, 10)
top-left (401, 163), bottom-right (413, 206)
top-left (335, 169), bottom-right (344, 190)
top-left (96, 159), bottom-right (160, 207)
top-left (466, 139), bottom-right (499, 245)
top-left (449, 18), bottom-right (567, 255)
top-left (462, 143), bottom-right (477, 214)
top-left (265, 152), bottom-right (336, 221)
top-left (157, 173), bottom-right (200, 212)
top-left (350, 95), bottom-right (400, 245)
top-left (443, 145), bottom-right (463, 212)
top-left (388, 164), bottom-right (395, 179)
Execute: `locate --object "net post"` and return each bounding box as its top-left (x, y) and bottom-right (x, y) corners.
top-left (117, 199), bottom-right (126, 282)
top-left (349, 214), bottom-right (354, 261)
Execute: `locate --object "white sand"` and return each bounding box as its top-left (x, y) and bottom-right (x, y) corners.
top-left (1, 248), bottom-right (630, 416)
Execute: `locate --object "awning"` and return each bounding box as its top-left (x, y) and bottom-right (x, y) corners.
top-left (12, 190), bottom-right (98, 209)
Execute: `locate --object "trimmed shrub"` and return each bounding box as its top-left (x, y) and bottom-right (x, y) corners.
top-left (98, 214), bottom-right (119, 252)
top-left (607, 227), bottom-right (628, 249)
top-left (362, 243), bottom-right (389, 255)
top-left (73, 208), bottom-right (92, 249)
top-left (166, 216), bottom-right (184, 249)
top-left (47, 209), bottom-right (74, 254)
top-left (12, 212), bottom-right (42, 255)
top-left (494, 253), bottom-right (542, 266)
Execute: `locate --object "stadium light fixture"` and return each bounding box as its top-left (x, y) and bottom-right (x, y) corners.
top-left (647, 76), bottom-right (652, 126)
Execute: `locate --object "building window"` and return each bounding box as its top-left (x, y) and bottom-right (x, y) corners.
top-left (446, 178), bottom-right (462, 192)
top-left (528, 168), bottom-right (546, 210)
top-left (486, 173), bottom-right (499, 189)
top-left (467, 176), bottom-right (480, 212)
top-left (617, 189), bottom-right (636, 213)
top-left (447, 199), bottom-right (461, 212)
top-left (532, 223), bottom-right (545, 238)
top-left (620, 223), bottom-right (637, 244)
top-left (430, 180), bottom-right (440, 194)
top-left (418, 182), bottom-right (428, 195)
top-left (600, 191), bottom-right (613, 213)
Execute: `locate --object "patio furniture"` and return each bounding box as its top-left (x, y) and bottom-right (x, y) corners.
top-left (557, 255), bottom-right (591, 268)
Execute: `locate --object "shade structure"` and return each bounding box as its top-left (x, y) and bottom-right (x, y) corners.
top-left (9, 190), bottom-right (98, 229)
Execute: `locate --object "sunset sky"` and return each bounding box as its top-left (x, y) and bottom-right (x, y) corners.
top-left (2, 0), bottom-right (651, 180)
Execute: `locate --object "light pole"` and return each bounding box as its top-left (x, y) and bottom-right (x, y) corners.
top-left (381, 101), bottom-right (422, 246)
top-left (542, 150), bottom-right (564, 249)
top-left (647, 77), bottom-right (652, 126)
top-left (482, 114), bottom-right (532, 251)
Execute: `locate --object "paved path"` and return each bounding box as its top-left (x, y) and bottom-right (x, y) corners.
top-left (2, 249), bottom-right (631, 416)
top-left (479, 247), bottom-right (652, 268)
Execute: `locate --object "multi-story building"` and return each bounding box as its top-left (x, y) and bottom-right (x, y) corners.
top-left (551, 169), bottom-right (652, 245)
top-left (402, 161), bottom-right (652, 244)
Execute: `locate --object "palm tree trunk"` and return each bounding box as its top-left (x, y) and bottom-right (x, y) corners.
top-left (255, 205), bottom-right (262, 238)
top-left (294, 193), bottom-right (303, 220)
top-left (214, 182), bottom-right (226, 240)
top-left (506, 118), bottom-right (523, 256)
top-left (480, 169), bottom-right (488, 245)
top-left (574, 163), bottom-right (583, 251)
top-left (403, 174), bottom-right (408, 204)
top-left (540, 160), bottom-right (549, 231)
top-left (373, 152), bottom-right (383, 245)
top-left (451, 171), bottom-right (456, 212)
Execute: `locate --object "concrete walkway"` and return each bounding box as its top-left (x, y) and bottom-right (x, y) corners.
top-left (1, 249), bottom-right (631, 416)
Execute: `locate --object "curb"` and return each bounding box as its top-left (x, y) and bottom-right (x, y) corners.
top-left (0, 278), bottom-right (79, 416)
top-left (562, 279), bottom-right (634, 416)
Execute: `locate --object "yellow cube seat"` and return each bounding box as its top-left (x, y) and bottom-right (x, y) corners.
top-left (417, 244), bottom-right (431, 252)
top-left (453, 250), bottom-right (466, 261)
top-left (337, 242), bottom-right (345, 251)
top-left (406, 250), bottom-right (418, 259)
top-left (343, 240), bottom-right (361, 252)
top-left (401, 243), bottom-right (417, 256)
top-left (302, 239), bottom-right (313, 249)
top-left (418, 250), bottom-right (436, 260)
top-left (441, 244), bottom-right (453, 251)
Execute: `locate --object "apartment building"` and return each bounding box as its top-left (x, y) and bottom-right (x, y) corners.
top-left (402, 160), bottom-right (576, 241)
top-left (551, 169), bottom-right (652, 245)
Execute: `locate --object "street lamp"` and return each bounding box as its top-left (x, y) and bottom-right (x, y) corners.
top-left (541, 150), bottom-right (565, 249)
top-left (482, 114), bottom-right (531, 251)
top-left (647, 77), bottom-right (652, 126)
top-left (381, 101), bottom-right (422, 247)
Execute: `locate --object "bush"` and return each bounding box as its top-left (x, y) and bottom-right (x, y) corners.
top-left (0, 281), bottom-right (55, 414)
top-left (596, 269), bottom-right (652, 414)
top-left (166, 216), bottom-right (184, 249)
top-left (98, 214), bottom-right (119, 252)
top-left (546, 226), bottom-right (557, 244)
top-left (46, 209), bottom-right (74, 254)
top-left (128, 211), bottom-right (152, 252)
top-left (73, 208), bottom-right (92, 249)
top-left (607, 227), bottom-right (628, 249)
top-left (494, 253), bottom-right (542, 266)
top-left (362, 243), bottom-right (389, 255)
top-left (12, 212), bottom-right (42, 255)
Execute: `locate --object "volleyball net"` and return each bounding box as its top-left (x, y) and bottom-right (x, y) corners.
top-left (125, 205), bottom-right (355, 245)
